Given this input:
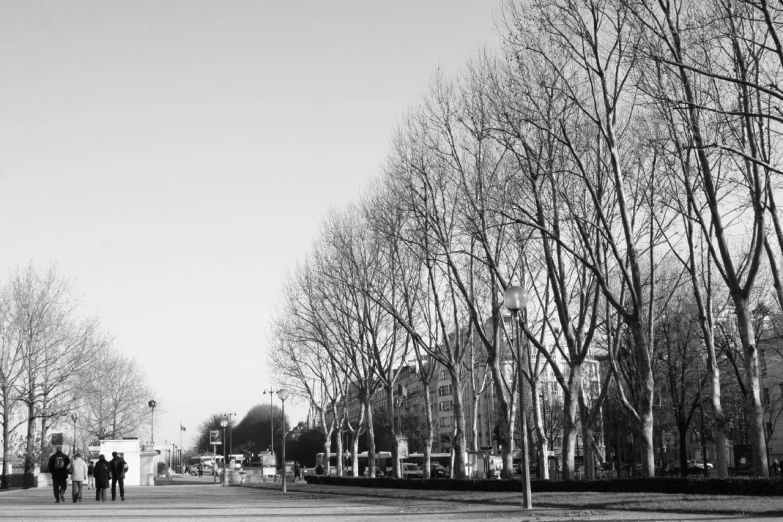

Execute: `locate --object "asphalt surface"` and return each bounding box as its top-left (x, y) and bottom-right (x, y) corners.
top-left (0, 475), bottom-right (773, 521)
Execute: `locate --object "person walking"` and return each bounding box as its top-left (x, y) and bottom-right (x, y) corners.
top-left (93, 454), bottom-right (111, 502)
top-left (47, 447), bottom-right (71, 503)
top-left (197, 463), bottom-right (203, 478)
top-left (87, 460), bottom-right (95, 490)
top-left (69, 452), bottom-right (88, 503)
top-left (109, 451), bottom-right (128, 501)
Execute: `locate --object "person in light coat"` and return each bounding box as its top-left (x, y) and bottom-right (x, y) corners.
top-left (69, 453), bottom-right (89, 503)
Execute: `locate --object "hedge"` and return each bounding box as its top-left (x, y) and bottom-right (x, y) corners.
top-left (304, 476), bottom-right (783, 496)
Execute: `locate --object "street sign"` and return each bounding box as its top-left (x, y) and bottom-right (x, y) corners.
top-left (210, 430), bottom-right (221, 445)
top-left (51, 433), bottom-right (63, 446)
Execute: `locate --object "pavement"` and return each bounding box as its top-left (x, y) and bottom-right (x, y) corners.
top-left (0, 474), bottom-right (775, 521)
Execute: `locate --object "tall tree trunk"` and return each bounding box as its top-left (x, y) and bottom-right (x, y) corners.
top-left (318, 408), bottom-right (334, 476)
top-left (450, 371), bottom-right (467, 479)
top-left (422, 376), bottom-right (435, 480)
top-left (1, 392), bottom-right (10, 489)
top-left (364, 400), bottom-right (377, 478)
top-left (530, 386), bottom-right (549, 480)
top-left (488, 358), bottom-right (514, 478)
top-left (386, 387), bottom-right (401, 479)
top-left (23, 401), bottom-right (36, 489)
top-left (561, 367), bottom-right (581, 479)
top-left (734, 300), bottom-right (769, 476)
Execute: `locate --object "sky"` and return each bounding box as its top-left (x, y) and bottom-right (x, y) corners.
top-left (0, 0), bottom-right (503, 450)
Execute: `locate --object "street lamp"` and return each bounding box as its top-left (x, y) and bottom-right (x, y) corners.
top-left (277, 388), bottom-right (290, 493)
top-left (504, 285), bottom-right (532, 510)
top-left (148, 400), bottom-right (157, 444)
top-left (224, 412), bottom-right (237, 457)
top-left (71, 413), bottom-right (78, 456)
top-left (220, 416), bottom-right (229, 486)
top-left (263, 388), bottom-right (279, 454)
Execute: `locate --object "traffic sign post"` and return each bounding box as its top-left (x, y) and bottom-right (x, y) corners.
top-left (210, 430), bottom-right (222, 483)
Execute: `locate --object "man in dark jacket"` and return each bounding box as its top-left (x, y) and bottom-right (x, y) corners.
top-left (93, 454), bottom-right (111, 502)
top-left (47, 447), bottom-right (71, 503)
top-left (109, 451), bottom-right (127, 501)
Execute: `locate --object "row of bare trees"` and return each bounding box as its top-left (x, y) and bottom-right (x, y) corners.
top-left (0, 263), bottom-right (154, 488)
top-left (269, 0), bottom-right (783, 479)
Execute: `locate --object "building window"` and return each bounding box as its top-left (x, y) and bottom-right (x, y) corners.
top-left (764, 387), bottom-right (770, 406)
top-left (439, 370), bottom-right (448, 381)
top-left (440, 416), bottom-right (453, 427)
top-left (439, 400), bottom-right (453, 412)
top-left (439, 384), bottom-right (453, 397)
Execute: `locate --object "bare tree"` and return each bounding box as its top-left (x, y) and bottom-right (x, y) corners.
top-left (269, 268), bottom-right (351, 477)
top-left (81, 343), bottom-right (152, 442)
top-left (8, 264), bottom-right (99, 487)
top-left (625, 0), bottom-right (774, 476)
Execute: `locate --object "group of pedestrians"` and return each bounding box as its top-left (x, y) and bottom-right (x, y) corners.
top-left (47, 447), bottom-right (128, 503)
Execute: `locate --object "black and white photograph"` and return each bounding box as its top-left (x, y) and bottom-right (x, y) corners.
top-left (1, 1), bottom-right (783, 520)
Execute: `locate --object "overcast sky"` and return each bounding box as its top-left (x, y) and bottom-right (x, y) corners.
top-left (0, 0), bottom-right (502, 450)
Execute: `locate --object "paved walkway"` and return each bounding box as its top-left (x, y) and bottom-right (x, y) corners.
top-left (0, 476), bottom-right (773, 521)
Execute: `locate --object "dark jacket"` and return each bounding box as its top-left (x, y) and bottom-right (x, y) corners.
top-left (110, 456), bottom-right (127, 479)
top-left (88, 462), bottom-right (95, 477)
top-left (93, 457), bottom-right (111, 489)
top-left (47, 451), bottom-right (71, 480)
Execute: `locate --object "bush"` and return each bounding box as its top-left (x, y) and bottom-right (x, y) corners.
top-left (303, 476), bottom-right (783, 496)
top-left (157, 462), bottom-right (170, 476)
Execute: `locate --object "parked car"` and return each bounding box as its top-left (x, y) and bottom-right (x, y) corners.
top-left (669, 462), bottom-right (705, 475)
top-left (512, 458), bottom-right (538, 475)
top-left (687, 459), bottom-right (713, 470)
top-left (401, 463), bottom-right (424, 479)
top-left (429, 463), bottom-right (448, 478)
top-left (190, 463), bottom-right (221, 476)
top-left (362, 466), bottom-right (385, 478)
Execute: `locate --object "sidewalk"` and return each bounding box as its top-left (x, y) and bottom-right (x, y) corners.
top-left (0, 478), bottom-right (775, 521)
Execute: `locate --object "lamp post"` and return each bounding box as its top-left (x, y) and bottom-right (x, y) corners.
top-left (504, 285), bottom-right (532, 510)
top-left (263, 388), bottom-right (279, 454)
top-left (225, 412), bottom-right (237, 459)
top-left (277, 388), bottom-right (290, 492)
top-left (148, 400), bottom-right (157, 444)
top-left (71, 413), bottom-right (78, 456)
top-left (220, 416), bottom-right (229, 486)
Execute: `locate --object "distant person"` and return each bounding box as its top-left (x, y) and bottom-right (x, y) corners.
top-left (197, 463), bottom-right (203, 478)
top-left (87, 460), bottom-right (95, 490)
top-left (47, 447), bottom-right (71, 503)
top-left (69, 452), bottom-right (88, 503)
top-left (93, 454), bottom-right (111, 502)
top-left (109, 451), bottom-right (128, 501)
top-left (771, 459), bottom-right (781, 477)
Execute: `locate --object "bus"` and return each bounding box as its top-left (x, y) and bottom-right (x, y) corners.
top-left (315, 451), bottom-right (392, 476)
top-left (314, 452), bottom-right (339, 474)
top-left (403, 453), bottom-right (451, 478)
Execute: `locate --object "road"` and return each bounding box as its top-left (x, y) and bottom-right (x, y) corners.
top-left (0, 476), bottom-right (770, 521)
